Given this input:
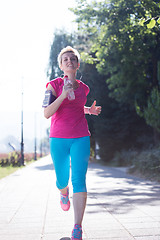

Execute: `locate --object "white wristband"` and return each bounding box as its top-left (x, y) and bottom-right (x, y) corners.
top-left (88, 108), bottom-right (91, 115)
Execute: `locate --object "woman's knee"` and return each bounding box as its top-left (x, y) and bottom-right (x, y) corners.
top-left (56, 179), bottom-right (69, 190)
top-left (71, 174), bottom-right (87, 193)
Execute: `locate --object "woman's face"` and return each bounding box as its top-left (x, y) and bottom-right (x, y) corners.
top-left (60, 52), bottom-right (79, 73)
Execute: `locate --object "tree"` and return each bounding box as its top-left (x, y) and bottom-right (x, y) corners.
top-left (48, 26), bottom-right (154, 162)
top-left (81, 61), bottom-right (153, 160)
top-left (71, 0), bottom-right (160, 141)
top-left (47, 29), bottom-right (76, 80)
top-left (136, 87), bottom-right (160, 132)
top-left (139, 1), bottom-right (160, 29)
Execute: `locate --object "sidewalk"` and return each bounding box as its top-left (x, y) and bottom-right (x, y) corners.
top-left (0, 155), bottom-right (160, 240)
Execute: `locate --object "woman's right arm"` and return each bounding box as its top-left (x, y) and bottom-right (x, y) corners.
top-left (44, 83), bottom-right (67, 119)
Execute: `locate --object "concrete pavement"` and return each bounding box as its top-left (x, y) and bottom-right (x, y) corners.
top-left (0, 155), bottom-right (160, 240)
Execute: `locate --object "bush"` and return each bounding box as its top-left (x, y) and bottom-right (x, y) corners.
top-left (112, 147), bottom-right (160, 181)
top-left (112, 149), bottom-right (138, 166)
top-left (0, 158), bottom-right (9, 166)
top-left (130, 149), bottom-right (160, 177)
top-left (0, 152), bottom-right (40, 167)
top-left (9, 151), bottom-right (21, 166)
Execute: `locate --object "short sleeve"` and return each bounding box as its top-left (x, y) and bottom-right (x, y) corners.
top-left (46, 78), bottom-right (62, 96)
top-left (80, 81), bottom-right (90, 96)
top-left (46, 80), bottom-right (56, 90)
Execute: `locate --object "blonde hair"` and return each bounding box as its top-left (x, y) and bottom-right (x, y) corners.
top-left (57, 46), bottom-right (80, 67)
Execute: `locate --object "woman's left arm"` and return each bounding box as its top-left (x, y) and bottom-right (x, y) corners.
top-left (84, 100), bottom-right (102, 116)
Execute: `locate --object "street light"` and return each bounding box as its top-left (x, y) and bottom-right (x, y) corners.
top-left (20, 77), bottom-right (24, 166)
top-left (34, 112), bottom-right (37, 160)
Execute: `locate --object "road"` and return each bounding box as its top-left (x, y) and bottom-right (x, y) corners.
top-left (0, 155), bottom-right (160, 240)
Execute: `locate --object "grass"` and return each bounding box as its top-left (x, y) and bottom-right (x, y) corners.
top-left (0, 159), bottom-right (37, 180)
top-left (0, 165), bottom-right (23, 180)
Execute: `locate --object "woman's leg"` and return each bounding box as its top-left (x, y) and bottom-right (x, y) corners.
top-left (50, 138), bottom-right (71, 211)
top-left (70, 136), bottom-right (90, 225)
top-left (50, 138), bottom-right (70, 191)
top-left (72, 192), bottom-right (87, 225)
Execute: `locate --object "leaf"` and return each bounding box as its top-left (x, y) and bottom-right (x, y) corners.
top-left (139, 18), bottom-right (145, 26)
top-left (147, 18), bottom-right (156, 29)
top-left (157, 17), bottom-right (160, 25)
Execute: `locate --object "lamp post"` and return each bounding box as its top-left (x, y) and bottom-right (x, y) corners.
top-left (20, 82), bottom-right (24, 166)
top-left (40, 142), bottom-right (43, 158)
top-left (34, 112), bottom-right (37, 160)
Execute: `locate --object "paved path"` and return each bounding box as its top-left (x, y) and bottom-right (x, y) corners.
top-left (0, 155), bottom-right (160, 240)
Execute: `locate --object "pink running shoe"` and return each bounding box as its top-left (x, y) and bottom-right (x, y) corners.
top-left (60, 186), bottom-right (70, 211)
top-left (71, 224), bottom-right (82, 240)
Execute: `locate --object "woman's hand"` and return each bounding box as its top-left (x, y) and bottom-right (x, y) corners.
top-left (89, 100), bottom-right (102, 116)
top-left (61, 85), bottom-right (73, 99)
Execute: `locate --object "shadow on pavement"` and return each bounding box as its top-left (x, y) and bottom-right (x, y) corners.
top-left (34, 163), bottom-right (54, 171)
top-left (86, 162), bottom-right (160, 215)
top-left (59, 238), bottom-right (71, 240)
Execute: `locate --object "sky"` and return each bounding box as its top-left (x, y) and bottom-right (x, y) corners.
top-left (0, 0), bottom-right (77, 151)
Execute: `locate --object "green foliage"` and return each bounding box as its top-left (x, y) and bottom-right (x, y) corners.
top-left (112, 149), bottom-right (138, 166)
top-left (81, 62), bottom-right (153, 161)
top-left (0, 152), bottom-right (36, 167)
top-left (143, 88), bottom-right (160, 132)
top-left (136, 87), bottom-right (160, 132)
top-left (47, 29), bottom-right (76, 80)
top-left (71, 0), bottom-right (160, 133)
top-left (130, 148), bottom-right (160, 181)
top-left (0, 151), bottom-right (21, 167)
top-left (48, 24), bottom-right (155, 162)
top-left (138, 0), bottom-right (160, 29)
top-left (158, 61), bottom-right (160, 82)
top-left (112, 148), bottom-right (160, 181)
top-left (139, 17), bottom-right (160, 29)
top-left (81, 52), bottom-right (98, 64)
top-left (147, 18), bottom-right (156, 29)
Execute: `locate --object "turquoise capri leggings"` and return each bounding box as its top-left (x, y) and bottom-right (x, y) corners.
top-left (50, 136), bottom-right (90, 193)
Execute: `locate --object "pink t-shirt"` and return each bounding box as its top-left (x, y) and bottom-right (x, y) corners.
top-left (46, 78), bottom-right (91, 138)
